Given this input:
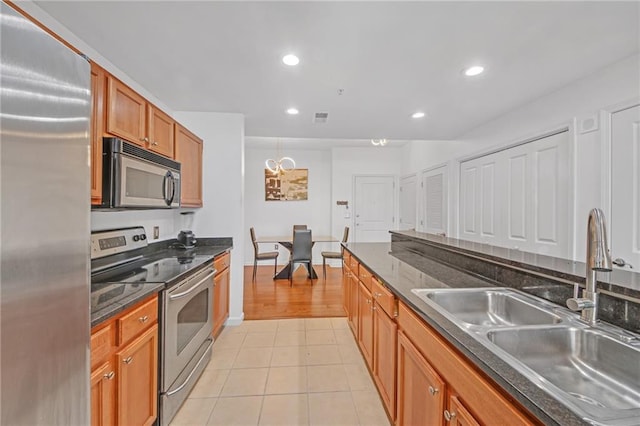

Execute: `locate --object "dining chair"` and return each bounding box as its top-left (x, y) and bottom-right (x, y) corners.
top-left (321, 226), bottom-right (349, 280)
top-left (250, 227), bottom-right (279, 282)
top-left (289, 229), bottom-right (313, 286)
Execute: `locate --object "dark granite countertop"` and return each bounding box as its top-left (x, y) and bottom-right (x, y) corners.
top-left (90, 237), bottom-right (233, 328)
top-left (343, 242), bottom-right (588, 426)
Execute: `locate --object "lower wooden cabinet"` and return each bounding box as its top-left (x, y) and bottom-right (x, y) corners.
top-left (213, 252), bottom-right (231, 337)
top-left (90, 295), bottom-right (159, 426)
top-left (91, 360), bottom-right (115, 426)
top-left (446, 394), bottom-right (481, 426)
top-left (117, 326), bottom-right (158, 426)
top-left (373, 300), bottom-right (397, 421)
top-left (397, 331), bottom-right (445, 426)
top-left (357, 281), bottom-right (374, 369)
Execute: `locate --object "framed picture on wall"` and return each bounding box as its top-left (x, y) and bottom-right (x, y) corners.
top-left (265, 168), bottom-right (308, 201)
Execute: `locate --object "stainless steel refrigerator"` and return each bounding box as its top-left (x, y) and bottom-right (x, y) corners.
top-left (1, 2), bottom-right (91, 424)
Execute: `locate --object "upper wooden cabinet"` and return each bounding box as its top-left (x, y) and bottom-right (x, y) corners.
top-left (175, 123), bottom-right (203, 207)
top-left (90, 62), bottom-right (106, 205)
top-left (106, 76), bottom-right (147, 145)
top-left (106, 76), bottom-right (175, 158)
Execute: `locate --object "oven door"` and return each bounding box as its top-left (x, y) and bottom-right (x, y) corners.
top-left (115, 153), bottom-right (181, 208)
top-left (162, 266), bottom-right (215, 388)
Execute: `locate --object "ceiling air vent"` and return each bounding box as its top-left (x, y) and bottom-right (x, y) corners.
top-left (313, 112), bottom-right (329, 124)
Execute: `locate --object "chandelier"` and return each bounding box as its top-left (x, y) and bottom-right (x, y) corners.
top-left (371, 139), bottom-right (387, 146)
top-left (265, 139), bottom-right (296, 174)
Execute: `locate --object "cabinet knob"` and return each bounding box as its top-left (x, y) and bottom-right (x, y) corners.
top-left (152, 141), bottom-right (159, 146)
top-left (104, 371), bottom-right (115, 380)
top-left (428, 386), bottom-right (439, 395)
top-left (139, 315), bottom-right (149, 323)
top-left (123, 356), bottom-right (133, 364)
top-left (444, 410), bottom-right (456, 422)
top-left (140, 137), bottom-right (149, 142)
top-left (372, 305), bottom-right (376, 311)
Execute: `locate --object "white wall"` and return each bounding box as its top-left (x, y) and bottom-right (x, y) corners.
top-left (331, 147), bottom-right (403, 244)
top-left (244, 148), bottom-right (332, 265)
top-left (173, 112), bottom-right (245, 324)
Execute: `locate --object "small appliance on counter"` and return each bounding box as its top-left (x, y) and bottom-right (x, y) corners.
top-left (176, 230), bottom-right (197, 249)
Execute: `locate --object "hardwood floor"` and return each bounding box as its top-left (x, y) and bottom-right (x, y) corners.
top-left (243, 264), bottom-right (346, 320)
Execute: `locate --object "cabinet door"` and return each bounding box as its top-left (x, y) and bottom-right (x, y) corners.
top-left (348, 272), bottom-right (359, 336)
top-left (373, 305), bottom-right (397, 421)
top-left (147, 105), bottom-right (174, 158)
top-left (213, 266), bottom-right (230, 337)
top-left (447, 395), bottom-right (480, 426)
top-left (397, 331), bottom-right (445, 426)
top-left (90, 62), bottom-right (106, 205)
top-left (342, 265), bottom-right (351, 317)
top-left (175, 124), bottom-right (203, 207)
top-left (91, 360), bottom-right (115, 426)
top-left (106, 76), bottom-right (147, 145)
top-left (358, 281), bottom-right (374, 369)
top-left (117, 325), bottom-right (158, 426)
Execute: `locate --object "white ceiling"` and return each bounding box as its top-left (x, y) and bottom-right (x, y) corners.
top-left (35, 1), bottom-right (639, 141)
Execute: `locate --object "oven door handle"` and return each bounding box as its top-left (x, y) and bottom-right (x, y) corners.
top-left (163, 338), bottom-right (214, 397)
top-left (169, 269), bottom-right (215, 300)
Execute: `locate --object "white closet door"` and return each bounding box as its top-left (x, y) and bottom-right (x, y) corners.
top-left (611, 105), bottom-right (640, 269)
top-left (459, 130), bottom-right (570, 258)
top-left (354, 175), bottom-right (395, 242)
top-left (421, 165), bottom-right (448, 235)
top-left (399, 174), bottom-right (417, 230)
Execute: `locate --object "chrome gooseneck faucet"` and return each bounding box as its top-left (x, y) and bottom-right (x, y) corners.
top-left (566, 208), bottom-right (613, 325)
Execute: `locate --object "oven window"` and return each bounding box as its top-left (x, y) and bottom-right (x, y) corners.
top-left (126, 168), bottom-right (164, 200)
top-left (176, 288), bottom-right (209, 355)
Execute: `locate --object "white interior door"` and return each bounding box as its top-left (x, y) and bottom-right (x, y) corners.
top-left (354, 176), bottom-right (395, 242)
top-left (611, 104), bottom-right (640, 269)
top-left (420, 165), bottom-right (448, 235)
top-left (399, 174), bottom-right (417, 230)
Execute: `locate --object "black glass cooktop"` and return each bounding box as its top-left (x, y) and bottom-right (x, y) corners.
top-left (92, 254), bottom-right (212, 286)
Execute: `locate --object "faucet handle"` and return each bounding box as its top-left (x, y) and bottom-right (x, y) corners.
top-left (612, 258), bottom-right (633, 269)
top-left (566, 297), bottom-right (594, 311)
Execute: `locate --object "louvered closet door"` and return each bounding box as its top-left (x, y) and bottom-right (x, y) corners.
top-left (421, 165), bottom-right (448, 236)
top-left (459, 130), bottom-right (570, 258)
top-left (399, 174), bottom-right (417, 230)
top-left (611, 105), bottom-right (640, 270)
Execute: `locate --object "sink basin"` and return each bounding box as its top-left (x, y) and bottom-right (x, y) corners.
top-left (411, 288), bottom-right (563, 327)
top-left (486, 326), bottom-right (640, 423)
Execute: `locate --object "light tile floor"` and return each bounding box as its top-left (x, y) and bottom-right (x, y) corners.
top-left (170, 317), bottom-right (391, 426)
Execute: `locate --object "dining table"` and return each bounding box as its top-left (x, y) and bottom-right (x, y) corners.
top-left (255, 234), bottom-right (338, 279)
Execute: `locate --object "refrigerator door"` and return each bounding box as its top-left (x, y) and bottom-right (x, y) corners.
top-left (0, 3), bottom-right (91, 425)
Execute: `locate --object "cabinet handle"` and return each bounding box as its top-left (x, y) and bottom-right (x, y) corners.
top-left (140, 137), bottom-right (149, 142)
top-left (123, 356), bottom-right (133, 364)
top-left (104, 371), bottom-right (115, 380)
top-left (139, 315), bottom-right (149, 323)
top-left (444, 410), bottom-right (456, 422)
top-left (428, 385), bottom-right (439, 395)
top-left (152, 141), bottom-right (159, 146)
top-left (372, 305), bottom-right (376, 311)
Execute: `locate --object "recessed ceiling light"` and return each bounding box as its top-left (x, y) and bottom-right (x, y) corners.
top-left (464, 65), bottom-right (484, 77)
top-left (286, 108), bottom-right (299, 115)
top-left (282, 54), bottom-right (299, 66)
top-left (411, 112), bottom-right (425, 119)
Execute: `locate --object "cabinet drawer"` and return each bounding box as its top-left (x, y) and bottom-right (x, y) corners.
top-left (349, 256), bottom-right (359, 271)
top-left (372, 277), bottom-right (397, 318)
top-left (214, 253), bottom-right (229, 273)
top-left (91, 323), bottom-right (115, 368)
top-left (358, 265), bottom-right (373, 290)
top-left (117, 297), bottom-right (158, 346)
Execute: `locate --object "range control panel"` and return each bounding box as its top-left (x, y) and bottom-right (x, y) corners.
top-left (91, 226), bottom-right (148, 260)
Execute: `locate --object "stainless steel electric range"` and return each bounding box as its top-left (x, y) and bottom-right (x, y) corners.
top-left (91, 227), bottom-right (215, 426)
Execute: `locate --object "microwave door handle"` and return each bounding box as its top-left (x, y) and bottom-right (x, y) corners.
top-left (162, 172), bottom-right (168, 204)
top-left (168, 174), bottom-right (176, 205)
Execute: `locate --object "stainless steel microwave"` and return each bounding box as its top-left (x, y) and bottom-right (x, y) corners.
top-left (98, 137), bottom-right (181, 209)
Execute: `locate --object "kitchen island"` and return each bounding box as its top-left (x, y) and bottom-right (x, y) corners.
top-left (343, 240), bottom-right (632, 426)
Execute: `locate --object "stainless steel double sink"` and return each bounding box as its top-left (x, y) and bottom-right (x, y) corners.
top-left (411, 287), bottom-right (640, 425)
